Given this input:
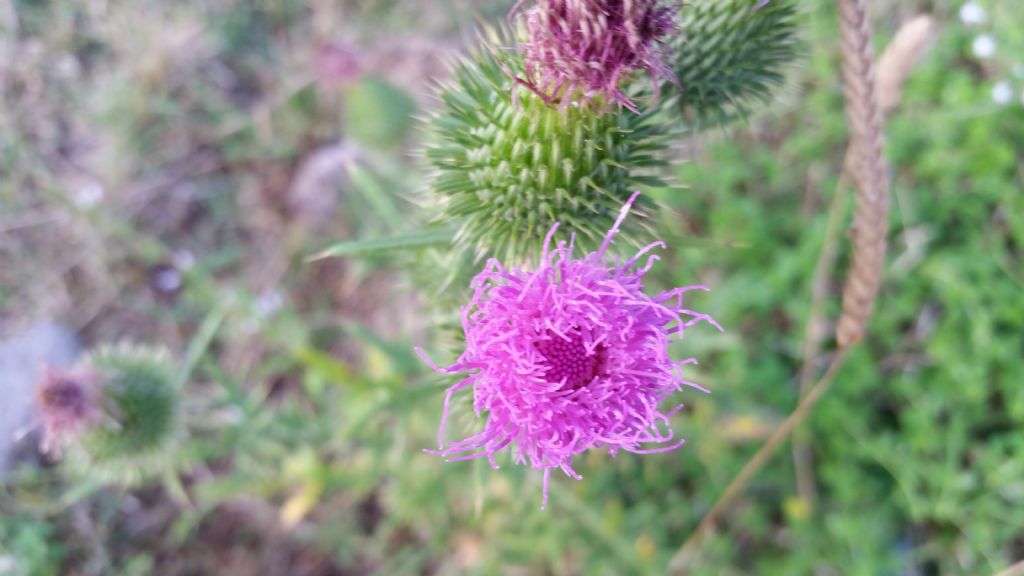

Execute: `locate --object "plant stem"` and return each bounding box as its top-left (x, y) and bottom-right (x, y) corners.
top-left (792, 155), bottom-right (852, 507)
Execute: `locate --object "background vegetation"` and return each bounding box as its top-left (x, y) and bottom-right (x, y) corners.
top-left (1, 0), bottom-right (1022, 574)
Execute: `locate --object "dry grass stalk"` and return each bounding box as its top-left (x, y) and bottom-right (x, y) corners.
top-left (792, 12), bottom-right (937, 506)
top-left (835, 0), bottom-right (891, 347)
top-left (668, 1), bottom-right (895, 569)
top-left (877, 15), bottom-right (937, 114)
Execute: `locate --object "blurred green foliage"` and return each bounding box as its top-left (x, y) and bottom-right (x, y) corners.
top-left (343, 76), bottom-right (417, 149)
top-left (1, 0), bottom-right (1022, 575)
top-left (661, 2), bottom-right (1024, 572)
top-left (0, 512), bottom-right (62, 576)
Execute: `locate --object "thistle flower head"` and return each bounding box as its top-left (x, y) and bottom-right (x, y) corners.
top-left (36, 365), bottom-right (102, 456)
top-left (515, 0), bottom-right (679, 111)
top-left (419, 193), bottom-right (719, 508)
top-left (61, 344), bottom-right (183, 485)
top-left (425, 29), bottom-right (668, 265)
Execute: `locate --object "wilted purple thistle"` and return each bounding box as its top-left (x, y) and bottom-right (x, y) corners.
top-left (513, 0), bottom-right (679, 111)
top-left (418, 192), bottom-right (719, 508)
top-left (35, 365), bottom-right (101, 456)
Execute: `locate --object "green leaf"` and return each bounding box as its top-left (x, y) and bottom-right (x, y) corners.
top-left (345, 161), bottom-right (405, 230)
top-left (342, 75), bottom-right (416, 149)
top-left (306, 227), bottom-right (455, 261)
top-left (176, 304), bottom-right (228, 389)
top-left (292, 346), bottom-right (353, 386)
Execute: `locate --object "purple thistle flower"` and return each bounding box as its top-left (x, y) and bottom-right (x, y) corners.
top-left (418, 192), bottom-right (720, 508)
top-left (513, 0), bottom-right (679, 111)
top-left (36, 364), bottom-right (101, 456)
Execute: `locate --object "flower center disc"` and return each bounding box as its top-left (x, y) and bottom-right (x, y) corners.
top-left (535, 332), bottom-right (604, 390)
top-left (41, 379), bottom-right (89, 417)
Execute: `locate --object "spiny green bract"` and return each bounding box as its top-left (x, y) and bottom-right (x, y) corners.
top-left (67, 344), bottom-right (182, 486)
top-left (424, 29), bottom-right (669, 264)
top-left (668, 0), bottom-right (798, 126)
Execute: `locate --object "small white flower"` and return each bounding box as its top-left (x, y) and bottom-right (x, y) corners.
top-left (254, 290), bottom-right (284, 318)
top-left (152, 268), bottom-right (183, 293)
top-left (992, 81), bottom-right (1013, 104)
top-left (959, 2), bottom-right (987, 25)
top-left (241, 290), bottom-right (285, 334)
top-left (972, 34), bottom-right (996, 59)
top-left (172, 249), bottom-right (195, 271)
top-left (70, 181), bottom-right (104, 209)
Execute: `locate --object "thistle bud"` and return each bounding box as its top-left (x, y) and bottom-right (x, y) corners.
top-left (424, 28), bottom-right (669, 265)
top-left (668, 0), bottom-right (798, 125)
top-left (61, 344), bottom-right (182, 486)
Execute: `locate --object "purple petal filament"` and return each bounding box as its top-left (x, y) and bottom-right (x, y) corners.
top-left (419, 192), bottom-right (719, 508)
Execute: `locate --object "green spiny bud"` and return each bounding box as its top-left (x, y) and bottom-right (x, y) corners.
top-left (424, 27), bottom-right (669, 265)
top-left (64, 344), bottom-right (182, 486)
top-left (667, 0), bottom-right (799, 126)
